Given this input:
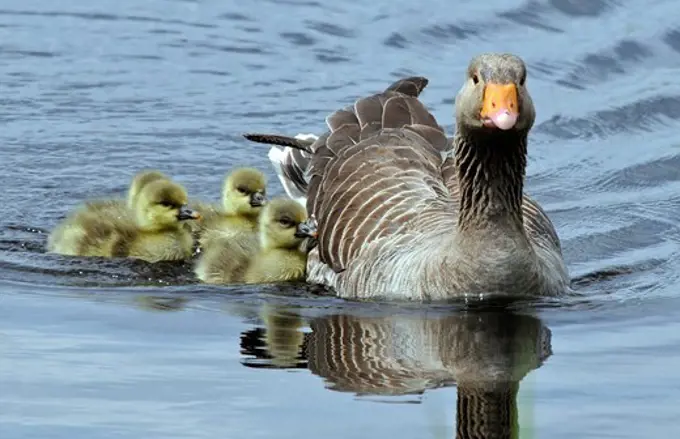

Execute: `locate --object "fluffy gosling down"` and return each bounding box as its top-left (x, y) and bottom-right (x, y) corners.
top-left (83, 169), bottom-right (172, 219)
top-left (127, 169), bottom-right (169, 209)
top-left (194, 167), bottom-right (268, 248)
top-left (195, 198), bottom-right (317, 285)
top-left (47, 179), bottom-right (201, 263)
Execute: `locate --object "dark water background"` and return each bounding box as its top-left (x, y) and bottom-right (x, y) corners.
top-left (2, 0), bottom-right (680, 437)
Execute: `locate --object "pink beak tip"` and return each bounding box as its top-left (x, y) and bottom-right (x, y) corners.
top-left (488, 110), bottom-right (518, 130)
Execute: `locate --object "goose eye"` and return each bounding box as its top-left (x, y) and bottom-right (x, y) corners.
top-left (519, 74), bottom-right (526, 86)
top-left (472, 74), bottom-right (479, 85)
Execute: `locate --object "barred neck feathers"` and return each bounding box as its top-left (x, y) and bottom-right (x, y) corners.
top-left (454, 129), bottom-right (528, 231)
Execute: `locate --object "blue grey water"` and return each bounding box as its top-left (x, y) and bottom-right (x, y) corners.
top-left (2, 0), bottom-right (680, 437)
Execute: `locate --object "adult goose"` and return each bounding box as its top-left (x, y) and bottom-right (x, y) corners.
top-left (245, 53), bottom-right (570, 300)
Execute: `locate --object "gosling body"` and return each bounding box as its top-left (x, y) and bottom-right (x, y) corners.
top-left (194, 167), bottom-right (267, 248)
top-left (48, 178), bottom-right (200, 263)
top-left (195, 198), bottom-right (316, 285)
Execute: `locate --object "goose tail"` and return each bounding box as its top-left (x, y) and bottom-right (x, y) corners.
top-left (260, 133), bottom-right (318, 208)
top-left (244, 76), bottom-right (431, 210)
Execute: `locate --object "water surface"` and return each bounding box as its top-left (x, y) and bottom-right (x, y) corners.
top-left (2, 0), bottom-right (680, 437)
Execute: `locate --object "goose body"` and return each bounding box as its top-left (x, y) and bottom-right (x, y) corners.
top-left (48, 178), bottom-right (200, 263)
top-left (245, 54), bottom-right (570, 300)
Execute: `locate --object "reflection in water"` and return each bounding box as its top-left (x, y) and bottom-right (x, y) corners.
top-left (134, 295), bottom-right (190, 312)
top-left (239, 303), bottom-right (309, 370)
top-left (241, 305), bottom-right (551, 439)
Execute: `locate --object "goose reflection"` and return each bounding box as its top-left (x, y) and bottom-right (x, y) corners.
top-left (241, 304), bottom-right (551, 439)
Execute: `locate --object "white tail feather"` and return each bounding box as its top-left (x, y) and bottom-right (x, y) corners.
top-left (267, 145), bottom-right (307, 208)
top-left (294, 133), bottom-right (319, 142)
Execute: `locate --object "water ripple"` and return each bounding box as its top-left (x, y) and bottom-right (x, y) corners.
top-left (2, 1), bottom-right (680, 436)
top-left (548, 0), bottom-right (621, 17)
top-left (536, 94), bottom-right (680, 139)
top-left (0, 8), bottom-right (216, 29)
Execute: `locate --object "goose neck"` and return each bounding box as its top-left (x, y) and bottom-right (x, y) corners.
top-left (454, 130), bottom-right (528, 232)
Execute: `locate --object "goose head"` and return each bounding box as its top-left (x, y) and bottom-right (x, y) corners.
top-left (126, 169), bottom-right (169, 209)
top-left (455, 53), bottom-right (535, 134)
top-left (259, 198), bottom-right (317, 250)
top-left (223, 167), bottom-right (267, 217)
top-left (135, 179), bottom-right (201, 231)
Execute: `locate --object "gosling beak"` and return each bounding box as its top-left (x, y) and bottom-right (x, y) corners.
top-left (295, 218), bottom-right (318, 239)
top-left (249, 192), bottom-right (266, 208)
top-left (177, 205), bottom-right (201, 221)
top-left (480, 83), bottom-right (519, 130)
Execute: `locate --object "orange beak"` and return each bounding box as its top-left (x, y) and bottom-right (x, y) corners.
top-left (480, 83), bottom-right (519, 130)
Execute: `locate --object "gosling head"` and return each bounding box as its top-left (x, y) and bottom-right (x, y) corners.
top-left (127, 169), bottom-right (169, 209)
top-left (455, 53), bottom-right (535, 134)
top-left (259, 198), bottom-right (316, 250)
top-left (135, 179), bottom-right (201, 231)
top-left (222, 167), bottom-right (267, 217)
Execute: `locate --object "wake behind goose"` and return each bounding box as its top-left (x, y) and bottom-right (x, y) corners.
top-left (245, 53), bottom-right (570, 301)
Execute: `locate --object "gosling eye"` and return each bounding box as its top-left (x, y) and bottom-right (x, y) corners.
top-left (471, 73), bottom-right (479, 85)
top-left (159, 201), bottom-right (175, 208)
top-left (237, 186), bottom-right (248, 195)
top-left (278, 219), bottom-right (294, 228)
top-left (519, 73), bottom-right (526, 86)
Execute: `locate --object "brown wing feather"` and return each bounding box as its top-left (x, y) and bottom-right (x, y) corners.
top-left (519, 197), bottom-right (562, 251)
top-left (384, 76), bottom-right (429, 97)
top-left (241, 76), bottom-right (429, 153)
top-left (241, 76), bottom-right (431, 199)
top-left (307, 91), bottom-right (450, 273)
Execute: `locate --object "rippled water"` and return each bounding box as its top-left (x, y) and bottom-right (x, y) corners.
top-left (2, 0), bottom-right (680, 437)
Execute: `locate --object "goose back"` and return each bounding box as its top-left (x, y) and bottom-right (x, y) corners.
top-left (246, 76), bottom-right (431, 200)
top-left (303, 89), bottom-right (463, 299)
top-left (307, 94), bottom-right (452, 270)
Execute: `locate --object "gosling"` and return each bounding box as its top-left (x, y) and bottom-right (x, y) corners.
top-left (127, 169), bottom-right (169, 209)
top-left (195, 198), bottom-right (316, 284)
top-left (194, 167), bottom-right (267, 248)
top-left (47, 179), bottom-right (201, 262)
top-left (85, 169), bottom-right (171, 218)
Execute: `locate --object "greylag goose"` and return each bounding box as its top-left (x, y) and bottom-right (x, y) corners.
top-left (47, 178), bottom-right (200, 262)
top-left (245, 53), bottom-right (569, 300)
